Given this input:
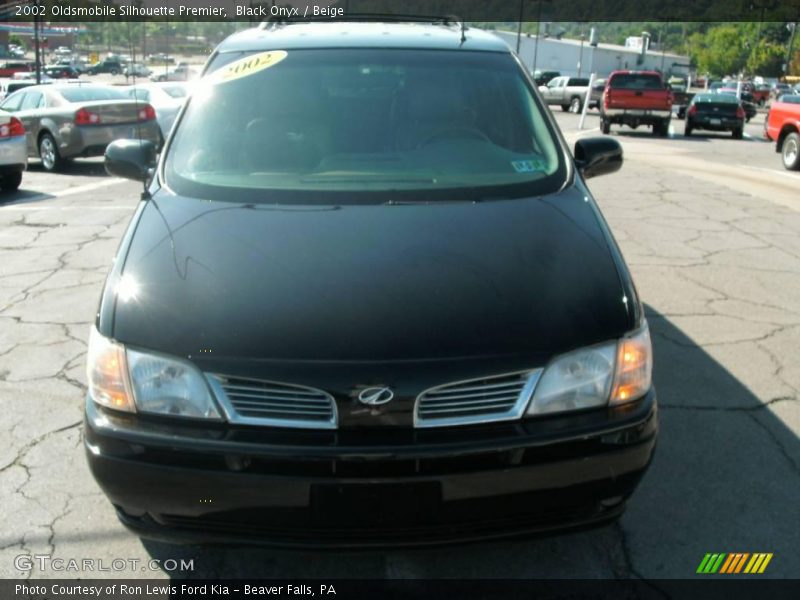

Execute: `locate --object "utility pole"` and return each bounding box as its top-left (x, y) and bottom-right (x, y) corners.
top-left (33, 0), bottom-right (41, 84)
top-left (787, 22), bottom-right (798, 78)
top-left (515, 0), bottom-right (524, 54)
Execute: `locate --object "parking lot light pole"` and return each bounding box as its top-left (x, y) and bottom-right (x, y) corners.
top-left (33, 0), bottom-right (42, 84)
top-left (578, 28), bottom-right (598, 130)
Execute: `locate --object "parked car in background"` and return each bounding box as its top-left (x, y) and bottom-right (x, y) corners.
top-left (538, 76), bottom-right (590, 112)
top-left (87, 58), bottom-right (124, 76)
top-left (684, 93), bottom-right (746, 139)
top-left (87, 21), bottom-right (657, 547)
top-left (44, 65), bottom-right (82, 79)
top-left (773, 83), bottom-right (792, 99)
top-left (9, 45), bottom-right (26, 59)
top-left (0, 83), bottom-right (160, 171)
top-left (600, 70), bottom-right (672, 136)
top-left (0, 108), bottom-right (26, 192)
top-left (148, 53), bottom-right (175, 65)
top-left (0, 79), bottom-right (41, 102)
top-left (764, 95), bottom-right (800, 170)
top-left (123, 82), bottom-right (189, 140)
top-left (716, 89), bottom-right (757, 121)
top-left (667, 76), bottom-right (686, 93)
top-left (588, 78), bottom-right (605, 109)
top-left (12, 72), bottom-right (54, 83)
top-left (532, 69), bottom-right (560, 86)
top-left (149, 64), bottom-right (197, 82)
top-left (0, 61), bottom-right (32, 78)
top-left (53, 57), bottom-right (88, 74)
top-left (752, 85), bottom-right (771, 106)
top-left (124, 63), bottom-right (152, 78)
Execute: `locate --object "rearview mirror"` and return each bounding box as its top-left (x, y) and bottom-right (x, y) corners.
top-left (573, 137), bottom-right (623, 179)
top-left (105, 139), bottom-right (156, 182)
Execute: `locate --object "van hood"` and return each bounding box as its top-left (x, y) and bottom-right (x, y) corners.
top-left (111, 186), bottom-right (632, 377)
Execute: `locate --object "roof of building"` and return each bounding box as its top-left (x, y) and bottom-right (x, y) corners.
top-left (493, 30), bottom-right (687, 61)
top-left (217, 21), bottom-right (510, 53)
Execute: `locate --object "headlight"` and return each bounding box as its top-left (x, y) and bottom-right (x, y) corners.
top-left (127, 349), bottom-right (222, 419)
top-left (86, 327), bottom-right (222, 419)
top-left (527, 342), bottom-right (617, 415)
top-left (526, 322), bottom-right (652, 416)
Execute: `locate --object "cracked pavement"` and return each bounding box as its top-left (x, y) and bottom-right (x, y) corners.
top-left (0, 112), bottom-right (797, 580)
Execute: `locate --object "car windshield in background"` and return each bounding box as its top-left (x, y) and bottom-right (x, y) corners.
top-left (58, 87), bottom-right (129, 102)
top-left (609, 74), bottom-right (664, 90)
top-left (164, 49), bottom-right (565, 204)
top-left (694, 94), bottom-right (739, 104)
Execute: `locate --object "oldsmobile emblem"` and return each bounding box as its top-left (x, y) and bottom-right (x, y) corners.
top-left (357, 386), bottom-right (394, 406)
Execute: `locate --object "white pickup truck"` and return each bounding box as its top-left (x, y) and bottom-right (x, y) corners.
top-left (538, 76), bottom-right (591, 113)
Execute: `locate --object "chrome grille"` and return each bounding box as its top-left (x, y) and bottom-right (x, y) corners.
top-left (207, 374), bottom-right (337, 429)
top-left (415, 369), bottom-right (542, 428)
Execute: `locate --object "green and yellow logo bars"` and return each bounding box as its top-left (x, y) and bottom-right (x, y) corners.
top-left (696, 553), bottom-right (773, 574)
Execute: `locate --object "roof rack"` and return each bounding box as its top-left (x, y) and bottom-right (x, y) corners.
top-left (259, 13), bottom-right (465, 29)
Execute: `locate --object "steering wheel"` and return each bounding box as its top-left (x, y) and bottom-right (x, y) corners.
top-left (417, 127), bottom-right (491, 148)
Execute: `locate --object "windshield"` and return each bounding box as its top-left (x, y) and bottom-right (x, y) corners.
top-left (164, 49), bottom-right (566, 204)
top-left (58, 87), bottom-right (128, 102)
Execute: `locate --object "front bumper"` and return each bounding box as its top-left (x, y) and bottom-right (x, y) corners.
top-left (85, 389), bottom-right (657, 548)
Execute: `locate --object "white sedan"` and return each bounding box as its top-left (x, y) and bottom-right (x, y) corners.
top-left (0, 109), bottom-right (26, 192)
top-left (123, 82), bottom-right (191, 141)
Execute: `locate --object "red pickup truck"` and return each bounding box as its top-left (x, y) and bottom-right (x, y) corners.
top-left (765, 96), bottom-right (800, 170)
top-left (600, 70), bottom-right (673, 137)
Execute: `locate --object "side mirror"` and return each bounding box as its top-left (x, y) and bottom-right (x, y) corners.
top-left (105, 139), bottom-right (156, 182)
top-left (574, 137), bottom-right (623, 179)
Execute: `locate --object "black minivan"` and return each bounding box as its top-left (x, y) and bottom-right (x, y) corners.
top-left (86, 20), bottom-right (657, 547)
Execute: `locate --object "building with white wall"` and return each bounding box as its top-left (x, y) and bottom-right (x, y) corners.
top-left (493, 30), bottom-right (690, 80)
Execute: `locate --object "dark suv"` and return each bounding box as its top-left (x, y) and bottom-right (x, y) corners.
top-left (86, 19), bottom-right (657, 547)
top-left (87, 58), bottom-right (123, 75)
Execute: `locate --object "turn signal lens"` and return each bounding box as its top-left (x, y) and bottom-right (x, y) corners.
top-left (610, 323), bottom-right (652, 405)
top-left (86, 327), bottom-right (135, 413)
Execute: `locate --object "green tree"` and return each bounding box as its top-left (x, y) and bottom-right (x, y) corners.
top-left (690, 25), bottom-right (747, 77)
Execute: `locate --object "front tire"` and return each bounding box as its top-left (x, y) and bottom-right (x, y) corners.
top-left (782, 132), bottom-right (800, 170)
top-left (569, 97), bottom-right (582, 113)
top-left (0, 172), bottom-right (22, 192)
top-left (601, 119), bottom-right (611, 134)
top-left (39, 133), bottom-right (63, 172)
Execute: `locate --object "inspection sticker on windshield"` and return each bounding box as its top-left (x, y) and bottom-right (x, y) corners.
top-left (211, 51), bottom-right (288, 84)
top-left (511, 159), bottom-right (545, 173)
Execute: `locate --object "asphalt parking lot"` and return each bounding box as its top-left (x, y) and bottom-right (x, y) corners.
top-left (0, 108), bottom-right (798, 581)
